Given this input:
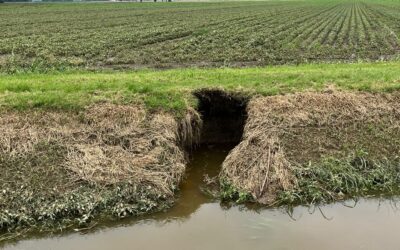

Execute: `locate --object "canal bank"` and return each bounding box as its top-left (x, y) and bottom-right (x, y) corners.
top-left (1, 86), bottom-right (400, 241)
top-left (3, 147), bottom-right (400, 250)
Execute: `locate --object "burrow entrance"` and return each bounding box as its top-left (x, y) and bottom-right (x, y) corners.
top-left (175, 89), bottom-right (249, 210)
top-left (194, 89), bottom-right (248, 145)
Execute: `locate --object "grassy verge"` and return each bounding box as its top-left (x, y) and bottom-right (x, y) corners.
top-left (0, 62), bottom-right (400, 113)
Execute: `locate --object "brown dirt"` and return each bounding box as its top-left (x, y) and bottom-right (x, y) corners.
top-left (220, 91), bottom-right (400, 204)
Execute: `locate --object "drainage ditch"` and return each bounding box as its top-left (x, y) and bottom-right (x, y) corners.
top-left (179, 89), bottom-right (249, 206)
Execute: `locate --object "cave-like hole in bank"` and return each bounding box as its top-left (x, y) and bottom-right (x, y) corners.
top-left (194, 89), bottom-right (248, 145)
top-left (176, 90), bottom-right (248, 209)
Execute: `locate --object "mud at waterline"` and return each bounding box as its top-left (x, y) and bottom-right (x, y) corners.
top-left (1, 89), bottom-right (400, 241)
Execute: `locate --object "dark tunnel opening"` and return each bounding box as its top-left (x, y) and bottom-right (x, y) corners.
top-left (194, 89), bottom-right (248, 145)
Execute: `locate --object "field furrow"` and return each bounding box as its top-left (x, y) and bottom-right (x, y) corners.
top-left (1, 0), bottom-right (400, 71)
top-left (304, 5), bottom-right (347, 48)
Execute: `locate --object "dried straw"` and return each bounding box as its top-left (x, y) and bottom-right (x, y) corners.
top-left (221, 91), bottom-right (400, 204)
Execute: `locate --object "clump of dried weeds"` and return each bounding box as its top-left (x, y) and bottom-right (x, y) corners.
top-left (0, 103), bottom-right (201, 233)
top-left (220, 91), bottom-right (400, 204)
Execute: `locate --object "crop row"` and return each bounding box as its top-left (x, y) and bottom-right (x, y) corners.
top-left (0, 0), bottom-right (399, 71)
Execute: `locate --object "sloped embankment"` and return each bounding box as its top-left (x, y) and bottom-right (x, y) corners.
top-left (221, 91), bottom-right (400, 205)
top-left (0, 104), bottom-right (201, 232)
top-left (2, 90), bottom-right (400, 233)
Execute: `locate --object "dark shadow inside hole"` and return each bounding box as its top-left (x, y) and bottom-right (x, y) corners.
top-left (194, 89), bottom-right (248, 145)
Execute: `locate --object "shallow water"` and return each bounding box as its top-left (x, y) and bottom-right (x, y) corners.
top-left (3, 145), bottom-right (400, 250)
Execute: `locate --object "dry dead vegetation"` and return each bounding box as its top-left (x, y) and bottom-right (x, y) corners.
top-left (221, 91), bottom-right (400, 204)
top-left (0, 103), bottom-right (200, 232)
top-left (2, 90), bottom-right (400, 232)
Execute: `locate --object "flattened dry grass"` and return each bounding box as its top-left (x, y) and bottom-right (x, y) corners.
top-left (3, 85), bottom-right (400, 235)
top-left (220, 91), bottom-right (400, 205)
top-left (0, 103), bottom-right (200, 232)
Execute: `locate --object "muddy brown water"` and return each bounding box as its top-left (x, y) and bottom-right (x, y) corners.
top-left (3, 145), bottom-right (400, 250)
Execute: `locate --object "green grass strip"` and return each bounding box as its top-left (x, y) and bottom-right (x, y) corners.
top-left (0, 62), bottom-right (399, 112)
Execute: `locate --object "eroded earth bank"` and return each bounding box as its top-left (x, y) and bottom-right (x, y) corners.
top-left (1, 90), bottom-right (400, 236)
